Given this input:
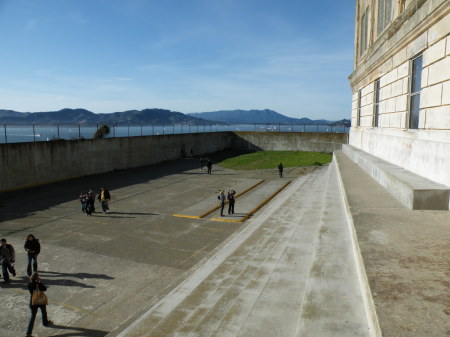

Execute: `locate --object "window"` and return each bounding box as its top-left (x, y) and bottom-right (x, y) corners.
top-left (373, 79), bottom-right (381, 127)
top-left (357, 90), bottom-right (362, 127)
top-left (377, 0), bottom-right (392, 35)
top-left (360, 6), bottom-right (369, 56)
top-left (409, 55), bottom-right (423, 129)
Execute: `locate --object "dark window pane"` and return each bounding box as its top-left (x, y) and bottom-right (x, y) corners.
top-left (409, 94), bottom-right (420, 129)
top-left (411, 56), bottom-right (423, 93)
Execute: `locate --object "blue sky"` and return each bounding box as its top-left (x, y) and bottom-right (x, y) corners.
top-left (0, 0), bottom-right (355, 120)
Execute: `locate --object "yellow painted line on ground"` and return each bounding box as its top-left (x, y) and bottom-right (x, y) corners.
top-left (173, 214), bottom-right (201, 219)
top-left (212, 181), bottom-right (291, 223)
top-left (173, 179), bottom-right (265, 219)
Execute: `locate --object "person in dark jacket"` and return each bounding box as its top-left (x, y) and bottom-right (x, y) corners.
top-left (206, 160), bottom-right (212, 175)
top-left (278, 162), bottom-right (284, 178)
top-left (98, 187), bottom-right (111, 213)
top-left (26, 273), bottom-right (53, 337)
top-left (24, 234), bottom-right (41, 277)
top-left (0, 238), bottom-right (16, 283)
top-left (85, 189), bottom-right (96, 215)
top-left (227, 190), bottom-right (236, 215)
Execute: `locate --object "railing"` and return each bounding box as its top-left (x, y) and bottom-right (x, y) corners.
top-left (0, 123), bottom-right (350, 144)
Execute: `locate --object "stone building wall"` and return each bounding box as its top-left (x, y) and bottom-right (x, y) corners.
top-left (349, 0), bottom-right (450, 187)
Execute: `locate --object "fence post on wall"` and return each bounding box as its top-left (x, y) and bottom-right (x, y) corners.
top-left (33, 124), bottom-right (36, 142)
top-left (4, 124), bottom-right (7, 144)
top-left (177, 124), bottom-right (179, 134)
top-left (128, 123), bottom-right (130, 137)
top-left (57, 125), bottom-right (60, 139)
top-left (78, 124), bottom-right (81, 139)
top-left (163, 123), bottom-right (165, 135)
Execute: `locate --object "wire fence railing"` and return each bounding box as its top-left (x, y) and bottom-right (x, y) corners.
top-left (0, 123), bottom-right (350, 144)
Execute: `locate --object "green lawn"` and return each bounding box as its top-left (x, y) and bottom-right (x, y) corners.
top-left (217, 151), bottom-right (332, 170)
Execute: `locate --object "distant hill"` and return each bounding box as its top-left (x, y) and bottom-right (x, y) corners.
top-left (188, 109), bottom-right (348, 125)
top-left (0, 108), bottom-right (221, 125)
top-left (0, 108), bottom-right (350, 126)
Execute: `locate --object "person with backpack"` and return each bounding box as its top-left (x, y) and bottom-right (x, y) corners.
top-left (24, 234), bottom-right (41, 277)
top-left (26, 272), bottom-right (53, 337)
top-left (0, 238), bottom-right (16, 283)
top-left (218, 190), bottom-right (226, 216)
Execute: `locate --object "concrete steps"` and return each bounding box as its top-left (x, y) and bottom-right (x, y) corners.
top-left (111, 165), bottom-right (373, 337)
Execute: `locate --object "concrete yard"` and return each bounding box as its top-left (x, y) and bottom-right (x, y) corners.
top-left (0, 152), bottom-right (448, 337)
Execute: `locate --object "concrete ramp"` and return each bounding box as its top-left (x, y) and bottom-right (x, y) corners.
top-left (111, 166), bottom-right (374, 337)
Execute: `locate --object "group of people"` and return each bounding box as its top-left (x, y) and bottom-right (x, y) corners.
top-left (199, 158), bottom-right (213, 174)
top-left (218, 189), bottom-right (236, 216)
top-left (1, 235), bottom-right (53, 336)
top-left (79, 187), bottom-right (111, 215)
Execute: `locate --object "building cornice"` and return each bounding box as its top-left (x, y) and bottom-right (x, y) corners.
top-left (349, 0), bottom-right (450, 89)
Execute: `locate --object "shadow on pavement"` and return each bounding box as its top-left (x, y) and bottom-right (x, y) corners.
top-left (48, 324), bottom-right (108, 337)
top-left (0, 150), bottom-right (245, 223)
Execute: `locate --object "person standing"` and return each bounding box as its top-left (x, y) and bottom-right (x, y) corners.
top-left (24, 234), bottom-right (41, 277)
top-left (218, 190), bottom-right (226, 216)
top-left (0, 238), bottom-right (16, 283)
top-left (227, 190), bottom-right (236, 215)
top-left (278, 162), bottom-right (284, 178)
top-left (200, 157), bottom-right (204, 170)
top-left (26, 273), bottom-right (53, 337)
top-left (98, 187), bottom-right (111, 213)
top-left (206, 159), bottom-right (212, 175)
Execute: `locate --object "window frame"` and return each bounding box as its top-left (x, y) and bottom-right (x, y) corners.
top-left (408, 55), bottom-right (423, 129)
top-left (357, 90), bottom-right (362, 127)
top-left (373, 79), bottom-right (381, 127)
top-left (377, 0), bottom-right (392, 36)
top-left (359, 6), bottom-right (369, 56)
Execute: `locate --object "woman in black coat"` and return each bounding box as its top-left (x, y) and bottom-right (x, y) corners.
top-left (26, 273), bottom-right (53, 337)
top-left (24, 234), bottom-right (40, 277)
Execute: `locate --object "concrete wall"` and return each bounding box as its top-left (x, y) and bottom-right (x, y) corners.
top-left (349, 128), bottom-right (450, 187)
top-left (0, 132), bottom-right (233, 191)
top-left (0, 132), bottom-right (347, 191)
top-left (231, 132), bottom-right (348, 153)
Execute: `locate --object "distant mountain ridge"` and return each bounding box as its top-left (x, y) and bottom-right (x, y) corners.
top-left (188, 109), bottom-right (349, 125)
top-left (0, 108), bottom-right (219, 125)
top-left (0, 108), bottom-right (349, 126)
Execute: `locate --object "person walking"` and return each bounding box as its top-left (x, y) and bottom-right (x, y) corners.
top-left (206, 159), bottom-right (212, 175)
top-left (278, 162), bottom-right (284, 178)
top-left (98, 187), bottom-right (111, 213)
top-left (26, 272), bottom-right (53, 337)
top-left (24, 234), bottom-right (41, 277)
top-left (79, 192), bottom-right (87, 213)
top-left (200, 157), bottom-right (204, 170)
top-left (0, 238), bottom-right (16, 283)
top-left (227, 190), bottom-right (236, 215)
top-left (85, 189), bottom-right (95, 215)
top-left (218, 190), bottom-right (226, 216)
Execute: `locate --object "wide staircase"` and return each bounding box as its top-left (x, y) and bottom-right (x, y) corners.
top-left (109, 161), bottom-right (375, 337)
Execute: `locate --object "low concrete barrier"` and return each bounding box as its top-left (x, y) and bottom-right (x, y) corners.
top-left (343, 144), bottom-right (449, 210)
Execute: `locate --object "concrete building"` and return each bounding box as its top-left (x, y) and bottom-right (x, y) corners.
top-left (348, 0), bottom-right (450, 209)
